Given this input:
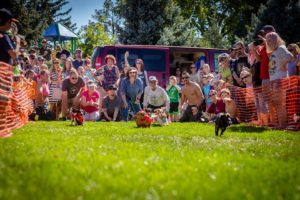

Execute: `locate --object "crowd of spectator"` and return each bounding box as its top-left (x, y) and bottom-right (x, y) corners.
top-left (1, 8), bottom-right (300, 128)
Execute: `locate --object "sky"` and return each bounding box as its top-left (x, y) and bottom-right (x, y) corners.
top-left (63, 0), bottom-right (104, 29)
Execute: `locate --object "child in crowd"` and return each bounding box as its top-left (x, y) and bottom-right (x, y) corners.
top-left (84, 58), bottom-right (95, 81)
top-left (218, 53), bottom-right (233, 85)
top-left (202, 74), bottom-right (214, 111)
top-left (215, 79), bottom-right (227, 97)
top-left (81, 81), bottom-right (100, 121)
top-left (77, 66), bottom-right (87, 83)
top-left (25, 70), bottom-right (37, 104)
top-left (166, 76), bottom-right (181, 122)
top-left (220, 88), bottom-right (239, 124)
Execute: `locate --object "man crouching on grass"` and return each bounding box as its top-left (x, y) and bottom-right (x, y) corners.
top-left (180, 71), bottom-right (204, 122)
top-left (61, 69), bottom-right (85, 120)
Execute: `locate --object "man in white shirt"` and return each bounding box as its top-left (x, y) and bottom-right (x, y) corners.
top-left (143, 76), bottom-right (170, 112)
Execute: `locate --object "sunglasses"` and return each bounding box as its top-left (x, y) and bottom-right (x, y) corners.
top-left (288, 49), bottom-right (294, 52)
top-left (209, 93), bottom-right (216, 97)
top-left (53, 62), bottom-right (59, 64)
top-left (129, 71), bottom-right (137, 74)
top-left (71, 77), bottom-right (78, 80)
top-left (241, 75), bottom-right (250, 80)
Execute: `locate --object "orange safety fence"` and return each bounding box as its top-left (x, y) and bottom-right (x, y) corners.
top-left (229, 76), bottom-right (300, 131)
top-left (0, 62), bottom-right (33, 137)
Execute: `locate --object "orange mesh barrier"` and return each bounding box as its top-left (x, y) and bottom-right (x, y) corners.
top-left (0, 62), bottom-right (33, 138)
top-left (229, 76), bottom-right (300, 131)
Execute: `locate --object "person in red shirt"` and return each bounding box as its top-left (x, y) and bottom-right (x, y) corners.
top-left (81, 80), bottom-right (100, 121)
top-left (205, 90), bottom-right (226, 122)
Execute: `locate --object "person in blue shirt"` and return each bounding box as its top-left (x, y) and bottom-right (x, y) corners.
top-left (120, 67), bottom-right (143, 121)
top-left (0, 8), bottom-right (19, 65)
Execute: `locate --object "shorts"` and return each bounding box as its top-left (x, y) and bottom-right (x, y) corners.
top-left (169, 102), bottom-right (179, 114)
top-left (84, 111), bottom-right (100, 121)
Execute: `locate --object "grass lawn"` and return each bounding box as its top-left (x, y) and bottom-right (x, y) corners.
top-left (0, 121), bottom-right (300, 200)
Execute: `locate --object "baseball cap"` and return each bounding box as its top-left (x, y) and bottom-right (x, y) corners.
top-left (108, 84), bottom-right (117, 90)
top-left (42, 39), bottom-right (47, 43)
top-left (0, 8), bottom-right (18, 25)
top-left (149, 76), bottom-right (157, 82)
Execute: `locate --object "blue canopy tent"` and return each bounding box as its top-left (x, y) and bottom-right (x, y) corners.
top-left (43, 23), bottom-right (78, 53)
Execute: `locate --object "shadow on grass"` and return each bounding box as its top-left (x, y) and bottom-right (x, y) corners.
top-left (228, 125), bottom-right (269, 133)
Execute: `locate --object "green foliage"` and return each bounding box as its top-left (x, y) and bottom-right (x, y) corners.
top-left (115, 0), bottom-right (169, 44)
top-left (1, 0), bottom-right (74, 45)
top-left (93, 0), bottom-right (119, 39)
top-left (78, 22), bottom-right (114, 57)
top-left (0, 121), bottom-right (300, 199)
top-left (200, 14), bottom-right (230, 48)
top-left (252, 0), bottom-right (300, 44)
top-left (157, 2), bottom-right (197, 46)
top-left (175, 0), bottom-right (268, 44)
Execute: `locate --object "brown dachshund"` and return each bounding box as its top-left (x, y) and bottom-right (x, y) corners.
top-left (135, 110), bottom-right (153, 128)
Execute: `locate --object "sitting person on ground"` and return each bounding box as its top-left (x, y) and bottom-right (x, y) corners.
top-left (61, 69), bottom-right (86, 120)
top-left (143, 76), bottom-right (170, 112)
top-left (30, 69), bottom-right (51, 120)
top-left (220, 88), bottom-right (239, 124)
top-left (101, 84), bottom-right (122, 122)
top-left (190, 106), bottom-right (206, 122)
top-left (205, 90), bottom-right (226, 122)
top-left (81, 81), bottom-right (100, 121)
top-left (166, 76), bottom-right (181, 122)
top-left (180, 71), bottom-right (204, 122)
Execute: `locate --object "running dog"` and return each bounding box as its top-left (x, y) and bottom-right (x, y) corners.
top-left (215, 113), bottom-right (231, 136)
top-left (71, 108), bottom-right (84, 126)
top-left (135, 110), bottom-right (153, 128)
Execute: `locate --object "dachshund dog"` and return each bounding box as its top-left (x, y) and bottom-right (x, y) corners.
top-left (215, 112), bottom-right (231, 136)
top-left (135, 110), bottom-right (153, 128)
top-left (71, 108), bottom-right (84, 126)
top-left (151, 108), bottom-right (169, 126)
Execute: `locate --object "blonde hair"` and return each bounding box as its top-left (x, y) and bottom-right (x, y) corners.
top-left (266, 32), bottom-right (285, 53)
top-left (169, 75), bottom-right (177, 83)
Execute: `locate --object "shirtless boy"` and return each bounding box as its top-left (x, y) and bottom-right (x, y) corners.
top-left (180, 72), bottom-right (204, 122)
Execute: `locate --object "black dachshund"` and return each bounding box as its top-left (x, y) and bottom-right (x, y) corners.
top-left (215, 113), bottom-right (231, 136)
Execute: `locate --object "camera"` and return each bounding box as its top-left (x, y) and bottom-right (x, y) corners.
top-left (253, 30), bottom-right (265, 46)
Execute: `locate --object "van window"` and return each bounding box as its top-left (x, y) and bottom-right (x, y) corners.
top-left (117, 49), bottom-right (166, 72)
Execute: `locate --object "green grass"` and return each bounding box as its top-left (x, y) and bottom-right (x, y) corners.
top-left (0, 122), bottom-right (300, 200)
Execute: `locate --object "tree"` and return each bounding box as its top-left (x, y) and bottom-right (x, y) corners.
top-left (93, 0), bottom-right (118, 40)
top-left (115, 0), bottom-right (169, 44)
top-left (157, 2), bottom-right (197, 46)
top-left (200, 14), bottom-right (230, 48)
top-left (252, 0), bottom-right (300, 44)
top-left (0, 0), bottom-right (74, 45)
top-left (174, 0), bottom-right (268, 43)
top-left (78, 22), bottom-right (114, 56)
